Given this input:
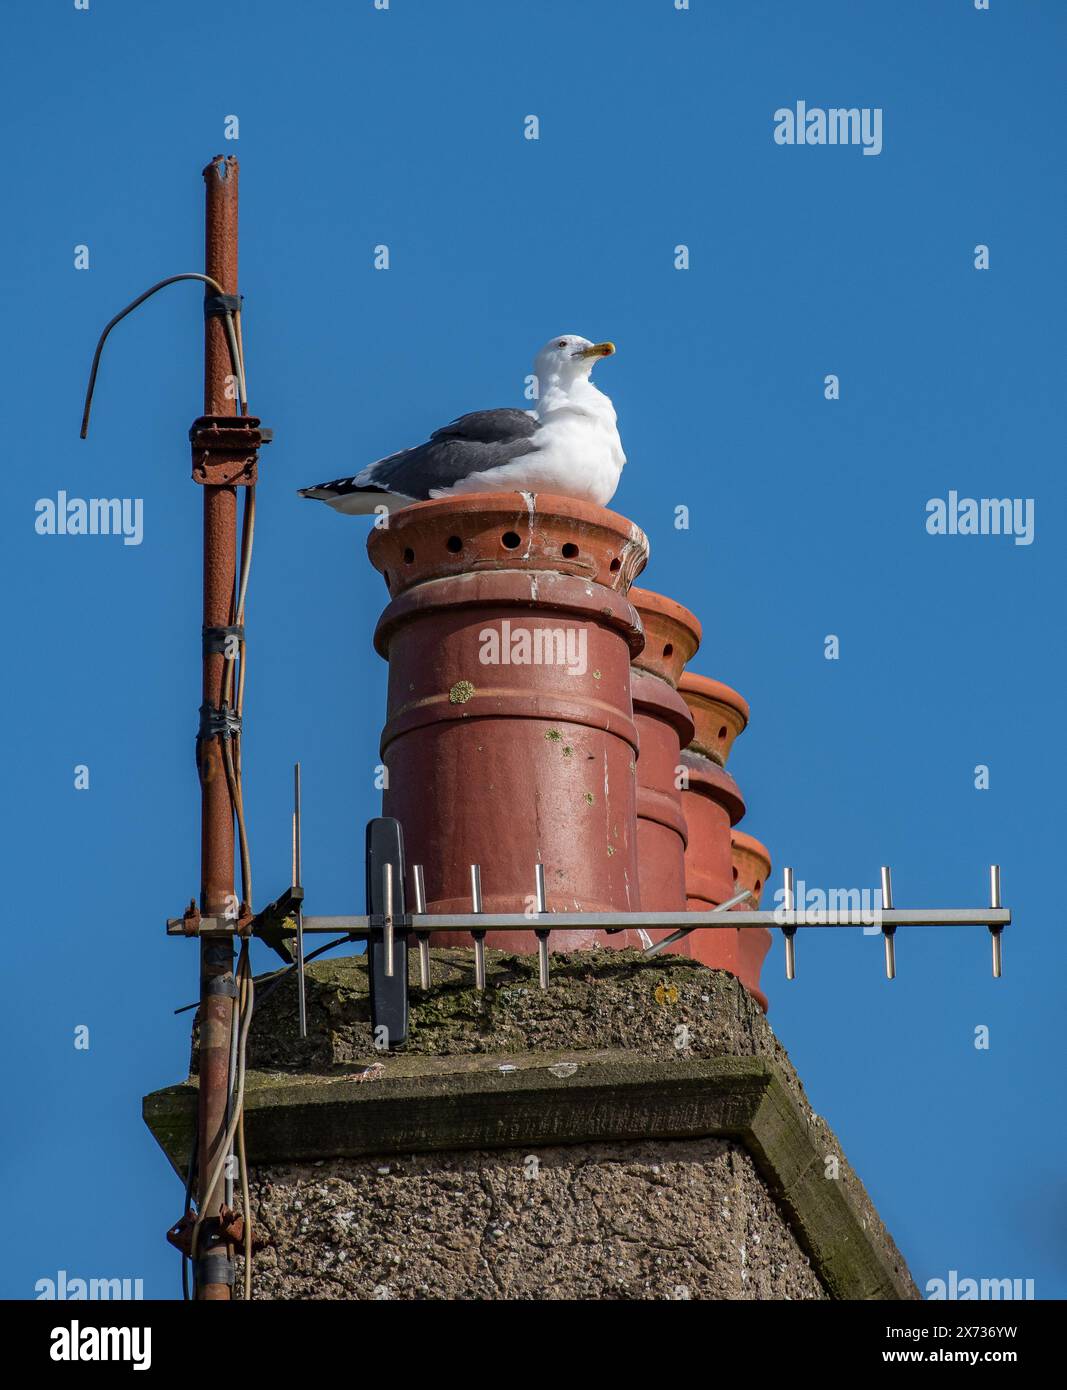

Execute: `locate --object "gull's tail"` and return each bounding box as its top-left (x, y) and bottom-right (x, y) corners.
top-left (297, 480), bottom-right (415, 516)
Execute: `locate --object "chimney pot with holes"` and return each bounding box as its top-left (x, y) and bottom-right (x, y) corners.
top-left (678, 747), bottom-right (746, 911)
top-left (677, 672), bottom-right (765, 1001)
top-left (677, 672), bottom-right (750, 767)
top-left (367, 492), bottom-right (650, 950)
top-left (628, 588), bottom-right (701, 929)
top-left (728, 830), bottom-right (774, 1012)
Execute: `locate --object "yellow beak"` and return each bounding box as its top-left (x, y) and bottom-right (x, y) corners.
top-left (579, 341), bottom-right (615, 359)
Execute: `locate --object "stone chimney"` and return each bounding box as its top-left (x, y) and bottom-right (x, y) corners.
top-left (144, 491), bottom-right (917, 1301)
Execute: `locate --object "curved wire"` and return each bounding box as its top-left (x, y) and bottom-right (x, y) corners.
top-left (79, 272), bottom-right (243, 437)
top-left (223, 310), bottom-right (248, 414)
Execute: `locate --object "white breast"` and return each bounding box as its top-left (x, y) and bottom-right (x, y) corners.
top-left (441, 379), bottom-right (625, 506)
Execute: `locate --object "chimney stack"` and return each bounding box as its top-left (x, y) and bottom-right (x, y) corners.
top-left (368, 493), bottom-right (772, 1003)
top-left (147, 493), bottom-right (920, 1302)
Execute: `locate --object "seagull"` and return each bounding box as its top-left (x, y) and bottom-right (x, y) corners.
top-left (298, 335), bottom-right (625, 514)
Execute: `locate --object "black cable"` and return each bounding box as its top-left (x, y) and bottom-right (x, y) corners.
top-left (250, 933), bottom-right (359, 1011)
top-left (172, 932), bottom-right (358, 1016)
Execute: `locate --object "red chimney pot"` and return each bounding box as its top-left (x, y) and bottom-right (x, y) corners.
top-left (368, 492), bottom-right (651, 951)
top-left (629, 586), bottom-right (702, 688)
top-left (630, 667), bottom-right (694, 918)
top-left (677, 672), bottom-right (750, 767)
top-left (627, 588), bottom-right (701, 933)
top-left (728, 829), bottom-right (774, 1011)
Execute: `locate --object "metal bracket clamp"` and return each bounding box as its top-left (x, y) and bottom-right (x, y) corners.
top-left (166, 886), bottom-right (303, 954)
top-left (189, 414), bottom-right (271, 486)
top-left (167, 899), bottom-right (247, 939)
top-left (198, 702), bottom-right (242, 741)
top-left (367, 911), bottom-right (414, 933)
top-left (245, 884), bottom-right (304, 963)
top-left (167, 1207), bottom-right (267, 1258)
top-left (180, 900), bottom-right (201, 936)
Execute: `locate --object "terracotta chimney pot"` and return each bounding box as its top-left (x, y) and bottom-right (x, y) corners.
top-left (368, 492), bottom-right (651, 951)
top-left (678, 750), bottom-right (746, 910)
top-left (728, 830), bottom-right (773, 1012)
top-left (627, 589), bottom-right (701, 930)
top-left (630, 667), bottom-right (694, 917)
top-left (677, 672), bottom-right (750, 767)
top-left (731, 830), bottom-right (771, 910)
top-left (629, 586), bottom-right (702, 688)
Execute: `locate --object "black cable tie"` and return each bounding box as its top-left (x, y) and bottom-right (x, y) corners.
top-left (198, 702), bottom-right (242, 741)
top-left (203, 292), bottom-right (242, 319)
top-left (203, 975), bottom-right (238, 998)
top-left (202, 623), bottom-right (245, 655)
top-left (195, 1254), bottom-right (235, 1287)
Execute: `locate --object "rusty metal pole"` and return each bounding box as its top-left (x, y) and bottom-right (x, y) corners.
top-left (196, 153), bottom-right (239, 1301)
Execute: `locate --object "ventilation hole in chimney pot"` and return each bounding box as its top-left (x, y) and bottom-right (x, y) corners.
top-left (732, 866), bottom-right (739, 880)
top-left (609, 557), bottom-right (621, 572)
top-left (446, 535), bottom-right (463, 553)
top-left (662, 642), bottom-right (674, 658)
top-left (501, 531), bottom-right (521, 549)
top-left (754, 879), bottom-right (762, 894)
top-left (718, 725), bottom-right (728, 739)
top-left (561, 543), bottom-right (579, 559)
top-left (403, 547), bottom-right (415, 564)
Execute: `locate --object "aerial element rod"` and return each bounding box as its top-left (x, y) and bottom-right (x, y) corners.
top-left (413, 865), bottom-right (430, 988)
top-left (471, 865), bottom-right (486, 989)
top-left (782, 866), bottom-right (797, 980)
top-left (880, 866), bottom-right (897, 980)
top-left (989, 864), bottom-right (1003, 978)
top-left (534, 864), bottom-right (550, 989)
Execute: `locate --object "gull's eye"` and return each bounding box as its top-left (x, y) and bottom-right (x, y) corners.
top-left (557, 340), bottom-right (567, 348)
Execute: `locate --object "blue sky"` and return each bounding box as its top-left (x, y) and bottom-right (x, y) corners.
top-left (2, 0), bottom-right (1063, 1299)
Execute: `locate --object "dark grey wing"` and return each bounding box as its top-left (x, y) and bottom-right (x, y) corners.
top-left (428, 410), bottom-right (539, 446)
top-left (353, 409), bottom-right (540, 498)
